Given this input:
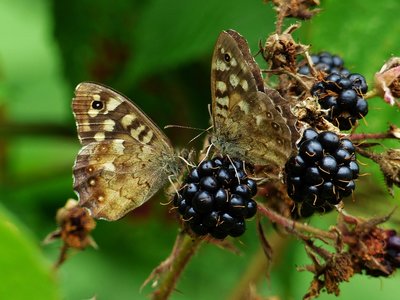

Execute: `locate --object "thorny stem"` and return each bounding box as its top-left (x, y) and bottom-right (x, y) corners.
top-left (151, 232), bottom-right (202, 300)
top-left (348, 132), bottom-right (397, 141)
top-left (354, 147), bottom-right (380, 162)
top-left (257, 204), bottom-right (356, 245)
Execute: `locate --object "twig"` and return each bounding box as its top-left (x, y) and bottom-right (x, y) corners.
top-left (348, 132), bottom-right (396, 141)
top-left (150, 232), bottom-right (202, 300)
top-left (257, 204), bottom-right (356, 245)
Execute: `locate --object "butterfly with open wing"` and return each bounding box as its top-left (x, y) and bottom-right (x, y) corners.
top-left (72, 82), bottom-right (188, 221)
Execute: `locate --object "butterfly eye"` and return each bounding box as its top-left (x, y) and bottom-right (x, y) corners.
top-left (224, 53), bottom-right (231, 62)
top-left (92, 100), bottom-right (104, 110)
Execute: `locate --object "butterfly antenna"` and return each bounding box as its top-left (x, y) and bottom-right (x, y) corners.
top-left (188, 125), bottom-right (213, 145)
top-left (178, 155), bottom-right (196, 168)
top-left (160, 174), bottom-right (181, 206)
top-left (164, 124), bottom-right (212, 146)
top-left (198, 143), bottom-right (215, 166)
top-left (168, 174), bottom-right (180, 196)
top-left (164, 124), bottom-right (205, 131)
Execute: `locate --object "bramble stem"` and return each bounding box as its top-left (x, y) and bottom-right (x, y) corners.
top-left (348, 132), bottom-right (396, 141)
top-left (151, 232), bottom-right (202, 300)
top-left (257, 204), bottom-right (357, 245)
top-left (257, 205), bottom-right (335, 240)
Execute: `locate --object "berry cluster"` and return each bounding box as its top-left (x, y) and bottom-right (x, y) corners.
top-left (173, 156), bottom-right (257, 239)
top-left (299, 52), bottom-right (350, 76)
top-left (312, 72), bottom-right (369, 130)
top-left (285, 128), bottom-right (359, 218)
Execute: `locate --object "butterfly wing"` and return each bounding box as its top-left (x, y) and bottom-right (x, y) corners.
top-left (211, 30), bottom-right (293, 167)
top-left (72, 82), bottom-right (177, 220)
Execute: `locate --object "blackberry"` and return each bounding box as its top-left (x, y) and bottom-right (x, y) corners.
top-left (312, 72), bottom-right (368, 130)
top-left (174, 156), bottom-right (257, 239)
top-left (286, 129), bottom-right (359, 218)
top-left (298, 52), bottom-right (350, 76)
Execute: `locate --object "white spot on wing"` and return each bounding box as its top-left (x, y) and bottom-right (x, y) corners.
top-left (104, 119), bottom-right (115, 131)
top-left (130, 125), bottom-right (146, 140)
top-left (88, 108), bottom-right (100, 118)
top-left (216, 59), bottom-right (229, 71)
top-left (107, 97), bottom-right (120, 111)
top-left (141, 130), bottom-right (154, 144)
top-left (229, 74), bottom-right (239, 88)
top-left (240, 79), bottom-right (248, 91)
top-left (230, 57), bottom-right (237, 67)
top-left (94, 132), bottom-right (105, 141)
top-left (111, 140), bottom-right (125, 154)
top-left (103, 162), bottom-right (116, 172)
top-left (216, 81), bottom-right (227, 93)
top-left (238, 101), bottom-right (250, 114)
top-left (217, 96), bottom-right (229, 107)
top-left (121, 114), bottom-right (136, 129)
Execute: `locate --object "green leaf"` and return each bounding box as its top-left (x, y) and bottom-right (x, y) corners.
top-left (0, 204), bottom-right (60, 300)
top-left (120, 0), bottom-right (275, 86)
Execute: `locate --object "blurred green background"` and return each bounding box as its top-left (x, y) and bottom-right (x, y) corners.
top-left (1, 0), bottom-right (400, 299)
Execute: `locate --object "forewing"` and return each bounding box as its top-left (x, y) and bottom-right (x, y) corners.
top-left (72, 82), bottom-right (174, 220)
top-left (211, 30), bottom-right (264, 130)
top-left (73, 82), bottom-right (171, 149)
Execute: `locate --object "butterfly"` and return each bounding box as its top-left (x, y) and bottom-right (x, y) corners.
top-left (72, 82), bottom-right (186, 221)
top-left (210, 30), bottom-right (297, 167)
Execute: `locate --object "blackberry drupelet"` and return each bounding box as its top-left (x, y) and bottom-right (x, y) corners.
top-left (286, 128), bottom-right (359, 218)
top-left (174, 156), bottom-right (257, 239)
top-left (312, 72), bottom-right (368, 130)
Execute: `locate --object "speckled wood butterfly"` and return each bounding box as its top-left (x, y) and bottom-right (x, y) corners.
top-left (72, 82), bottom-right (185, 221)
top-left (210, 30), bottom-right (296, 167)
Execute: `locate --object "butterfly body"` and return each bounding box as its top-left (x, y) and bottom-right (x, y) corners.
top-left (210, 30), bottom-right (294, 167)
top-left (72, 82), bottom-right (183, 221)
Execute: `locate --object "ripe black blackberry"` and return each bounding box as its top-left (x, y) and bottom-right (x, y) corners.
top-left (311, 72), bottom-right (368, 130)
top-left (285, 128), bottom-right (359, 218)
top-left (173, 156), bottom-right (257, 239)
top-left (298, 52), bottom-right (350, 76)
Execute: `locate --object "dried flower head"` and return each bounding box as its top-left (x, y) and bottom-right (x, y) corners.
top-left (45, 199), bottom-right (97, 250)
top-left (374, 57), bottom-right (400, 105)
